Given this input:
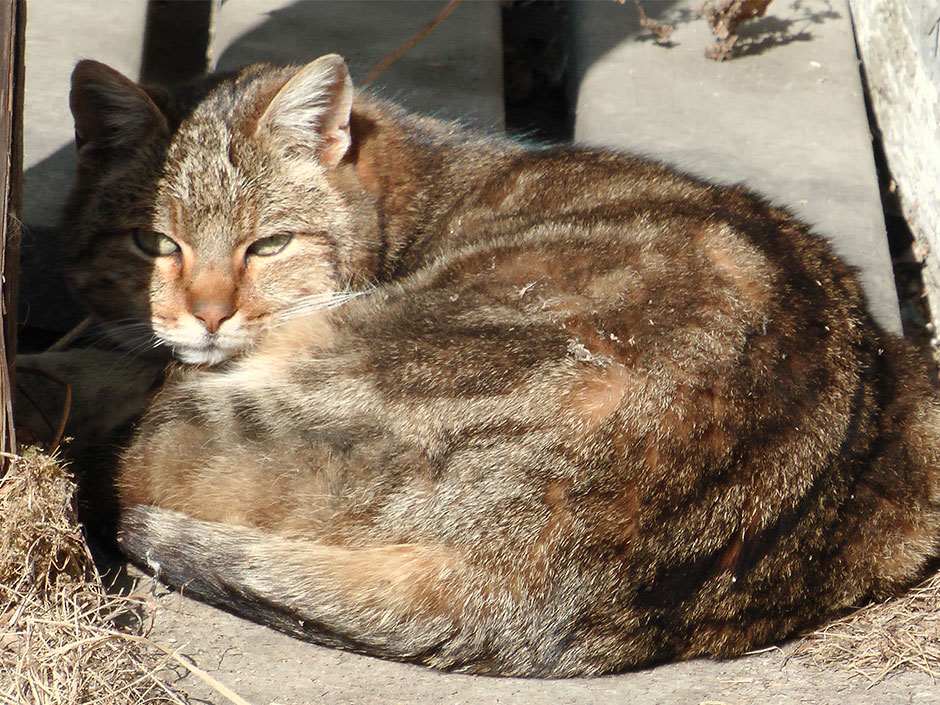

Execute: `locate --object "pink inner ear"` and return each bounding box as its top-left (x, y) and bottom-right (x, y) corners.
top-left (320, 127), bottom-right (352, 168)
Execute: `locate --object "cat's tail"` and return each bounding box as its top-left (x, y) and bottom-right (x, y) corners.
top-left (117, 505), bottom-right (545, 675)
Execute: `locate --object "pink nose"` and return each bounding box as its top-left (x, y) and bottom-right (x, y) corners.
top-left (192, 301), bottom-right (235, 333)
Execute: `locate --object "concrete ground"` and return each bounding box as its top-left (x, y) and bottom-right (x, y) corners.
top-left (135, 567), bottom-right (937, 705)
top-left (22, 1), bottom-right (934, 703)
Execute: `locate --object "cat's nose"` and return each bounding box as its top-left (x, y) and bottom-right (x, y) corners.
top-left (192, 301), bottom-right (235, 333)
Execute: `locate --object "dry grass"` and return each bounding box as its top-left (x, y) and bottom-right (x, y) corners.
top-left (0, 449), bottom-right (186, 705)
top-left (795, 570), bottom-right (940, 684)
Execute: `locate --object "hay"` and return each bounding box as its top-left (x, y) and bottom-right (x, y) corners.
top-left (795, 570), bottom-right (940, 684)
top-left (0, 449), bottom-right (186, 705)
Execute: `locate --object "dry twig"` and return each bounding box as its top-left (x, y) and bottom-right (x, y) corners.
top-left (363, 0), bottom-right (464, 85)
top-left (627, 0), bottom-right (676, 43)
top-left (15, 367), bottom-right (71, 452)
top-left (0, 450), bottom-right (191, 704)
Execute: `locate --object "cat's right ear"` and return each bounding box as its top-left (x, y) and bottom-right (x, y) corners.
top-left (256, 54), bottom-right (353, 168)
top-left (70, 60), bottom-right (167, 161)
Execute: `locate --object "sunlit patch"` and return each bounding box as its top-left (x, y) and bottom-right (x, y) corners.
top-left (568, 363), bottom-right (640, 431)
top-left (698, 224), bottom-right (773, 308)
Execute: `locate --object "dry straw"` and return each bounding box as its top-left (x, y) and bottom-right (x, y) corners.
top-left (795, 570), bottom-right (940, 683)
top-left (0, 449), bottom-right (186, 705)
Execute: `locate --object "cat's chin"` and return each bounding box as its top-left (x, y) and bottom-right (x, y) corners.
top-left (172, 344), bottom-right (243, 367)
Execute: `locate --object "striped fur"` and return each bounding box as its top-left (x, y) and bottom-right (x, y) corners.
top-left (62, 56), bottom-right (940, 677)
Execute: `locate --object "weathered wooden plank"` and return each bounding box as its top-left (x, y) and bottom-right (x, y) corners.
top-left (140, 0), bottom-right (214, 85)
top-left (0, 0), bottom-right (24, 475)
top-left (849, 0), bottom-right (940, 326)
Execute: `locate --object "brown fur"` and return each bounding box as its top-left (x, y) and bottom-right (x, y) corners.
top-left (59, 55), bottom-right (940, 677)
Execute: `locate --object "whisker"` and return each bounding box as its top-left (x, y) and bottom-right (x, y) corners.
top-left (82, 320), bottom-right (166, 358)
top-left (271, 289), bottom-right (370, 326)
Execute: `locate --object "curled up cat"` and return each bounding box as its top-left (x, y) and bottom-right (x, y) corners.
top-left (45, 53), bottom-right (940, 677)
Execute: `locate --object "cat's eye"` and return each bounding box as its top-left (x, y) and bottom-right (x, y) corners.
top-left (132, 229), bottom-right (180, 257)
top-left (246, 233), bottom-right (293, 257)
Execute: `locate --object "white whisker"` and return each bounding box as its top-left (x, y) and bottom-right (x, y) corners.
top-left (90, 319), bottom-right (166, 357)
top-left (272, 289), bottom-right (370, 326)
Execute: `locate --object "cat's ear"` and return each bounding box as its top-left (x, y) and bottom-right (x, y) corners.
top-left (70, 60), bottom-right (167, 159)
top-left (256, 54), bottom-right (353, 168)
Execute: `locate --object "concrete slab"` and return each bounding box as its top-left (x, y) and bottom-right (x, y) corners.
top-left (211, 0), bottom-right (503, 129)
top-left (137, 568), bottom-right (936, 705)
top-left (23, 1), bottom-right (147, 171)
top-left (569, 0), bottom-right (900, 333)
top-left (21, 0), bottom-right (149, 333)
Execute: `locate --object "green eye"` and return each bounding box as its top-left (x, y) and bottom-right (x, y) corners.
top-left (247, 233), bottom-right (293, 257)
top-left (132, 229), bottom-right (180, 256)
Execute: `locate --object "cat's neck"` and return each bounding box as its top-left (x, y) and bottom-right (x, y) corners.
top-left (335, 95), bottom-right (515, 284)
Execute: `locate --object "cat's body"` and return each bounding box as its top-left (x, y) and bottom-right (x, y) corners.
top-left (56, 55), bottom-right (940, 676)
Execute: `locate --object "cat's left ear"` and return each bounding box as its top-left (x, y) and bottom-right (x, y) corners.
top-left (70, 60), bottom-right (168, 159)
top-left (256, 54), bottom-right (353, 168)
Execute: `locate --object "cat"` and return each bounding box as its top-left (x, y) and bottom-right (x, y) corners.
top-left (55, 54), bottom-right (940, 677)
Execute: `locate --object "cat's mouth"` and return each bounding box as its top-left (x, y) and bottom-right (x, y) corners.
top-left (156, 326), bottom-right (251, 366)
top-left (101, 320), bottom-right (248, 366)
top-left (152, 316), bottom-right (256, 366)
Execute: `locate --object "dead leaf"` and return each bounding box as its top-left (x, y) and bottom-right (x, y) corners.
top-left (700, 0), bottom-right (774, 60)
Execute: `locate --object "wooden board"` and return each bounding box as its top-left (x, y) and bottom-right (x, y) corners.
top-left (0, 0), bottom-right (25, 475)
top-left (849, 0), bottom-right (940, 326)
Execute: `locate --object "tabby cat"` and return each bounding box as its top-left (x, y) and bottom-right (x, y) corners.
top-left (58, 54), bottom-right (940, 677)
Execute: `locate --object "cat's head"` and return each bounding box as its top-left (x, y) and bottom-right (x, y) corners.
top-left (64, 55), bottom-right (371, 365)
